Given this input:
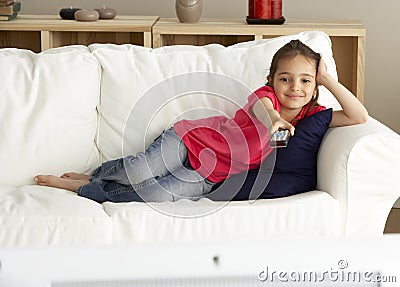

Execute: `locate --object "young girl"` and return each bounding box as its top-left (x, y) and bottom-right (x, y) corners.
top-left (34, 40), bottom-right (368, 203)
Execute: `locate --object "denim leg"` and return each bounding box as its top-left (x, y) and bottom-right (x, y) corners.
top-left (77, 127), bottom-right (214, 203)
top-left (90, 128), bottom-right (187, 186)
top-left (134, 164), bottom-right (215, 202)
top-left (77, 181), bottom-right (144, 203)
top-left (78, 164), bottom-right (215, 203)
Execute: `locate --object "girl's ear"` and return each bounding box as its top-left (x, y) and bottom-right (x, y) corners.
top-left (313, 85), bottom-right (318, 96)
top-left (312, 87), bottom-right (319, 101)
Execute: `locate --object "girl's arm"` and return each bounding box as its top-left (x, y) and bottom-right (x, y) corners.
top-left (317, 60), bottom-right (369, 127)
top-left (252, 97), bottom-right (295, 136)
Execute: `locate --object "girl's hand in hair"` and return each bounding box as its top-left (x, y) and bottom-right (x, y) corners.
top-left (316, 58), bottom-right (329, 86)
top-left (315, 59), bottom-right (369, 127)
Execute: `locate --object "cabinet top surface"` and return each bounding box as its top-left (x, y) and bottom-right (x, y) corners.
top-left (153, 18), bottom-right (365, 36)
top-left (0, 15), bottom-right (159, 32)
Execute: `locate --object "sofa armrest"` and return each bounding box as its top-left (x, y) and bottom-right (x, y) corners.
top-left (317, 117), bottom-right (400, 235)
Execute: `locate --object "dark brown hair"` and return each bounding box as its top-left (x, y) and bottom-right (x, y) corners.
top-left (267, 40), bottom-right (321, 111)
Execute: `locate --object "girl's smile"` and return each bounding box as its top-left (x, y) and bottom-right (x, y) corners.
top-left (285, 94), bottom-right (305, 99)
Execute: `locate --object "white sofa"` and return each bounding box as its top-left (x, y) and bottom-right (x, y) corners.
top-left (1, 31), bottom-right (399, 247)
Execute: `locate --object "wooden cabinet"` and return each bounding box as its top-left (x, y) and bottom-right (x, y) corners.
top-left (152, 18), bottom-right (366, 103)
top-left (0, 15), bottom-right (159, 52)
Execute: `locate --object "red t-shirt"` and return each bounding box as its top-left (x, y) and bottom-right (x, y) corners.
top-left (174, 85), bottom-right (326, 183)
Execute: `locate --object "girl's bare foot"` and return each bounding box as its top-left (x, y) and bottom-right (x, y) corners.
top-left (34, 175), bottom-right (90, 192)
top-left (60, 172), bottom-right (90, 180)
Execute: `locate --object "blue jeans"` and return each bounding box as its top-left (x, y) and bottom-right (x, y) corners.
top-left (77, 128), bottom-right (215, 203)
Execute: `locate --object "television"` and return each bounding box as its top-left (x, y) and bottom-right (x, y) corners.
top-left (1, 235), bottom-right (399, 287)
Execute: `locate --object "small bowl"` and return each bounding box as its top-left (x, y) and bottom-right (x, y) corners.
top-left (59, 7), bottom-right (82, 20)
top-left (95, 7), bottom-right (117, 19)
top-left (74, 10), bottom-right (100, 22)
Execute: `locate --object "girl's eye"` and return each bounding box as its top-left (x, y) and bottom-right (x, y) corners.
top-left (280, 78), bottom-right (290, 82)
top-left (302, 79), bottom-right (311, 83)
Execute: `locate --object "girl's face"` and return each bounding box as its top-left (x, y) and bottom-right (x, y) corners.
top-left (269, 55), bottom-right (318, 114)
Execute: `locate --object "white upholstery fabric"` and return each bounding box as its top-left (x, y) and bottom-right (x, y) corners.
top-left (103, 190), bottom-right (341, 244)
top-left (318, 118), bottom-right (400, 235)
top-left (0, 46), bottom-right (101, 186)
top-left (0, 185), bottom-right (112, 247)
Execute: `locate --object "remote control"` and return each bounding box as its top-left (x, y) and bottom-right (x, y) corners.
top-left (270, 129), bottom-right (290, 148)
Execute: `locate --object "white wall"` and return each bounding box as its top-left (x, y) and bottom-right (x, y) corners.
top-left (21, 0), bottom-right (400, 134)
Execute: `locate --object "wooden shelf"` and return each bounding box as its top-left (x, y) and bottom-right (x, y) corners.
top-left (153, 18), bottom-right (366, 103)
top-left (0, 14), bottom-right (159, 51)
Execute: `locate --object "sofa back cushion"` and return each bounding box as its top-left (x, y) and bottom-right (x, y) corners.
top-left (90, 31), bottom-right (339, 161)
top-left (0, 46), bottom-right (101, 186)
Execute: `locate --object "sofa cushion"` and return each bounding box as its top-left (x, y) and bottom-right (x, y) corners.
top-left (0, 46), bottom-right (101, 186)
top-left (90, 31), bottom-right (339, 162)
top-left (102, 190), bottom-right (341, 243)
top-left (0, 185), bottom-right (112, 246)
top-left (208, 108), bottom-right (333, 201)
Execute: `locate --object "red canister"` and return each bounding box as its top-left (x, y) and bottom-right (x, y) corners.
top-left (271, 0), bottom-right (282, 19)
top-left (248, 0), bottom-right (255, 18)
top-left (255, 0), bottom-right (271, 19)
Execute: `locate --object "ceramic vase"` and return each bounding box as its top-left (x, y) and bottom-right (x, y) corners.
top-left (175, 0), bottom-right (203, 23)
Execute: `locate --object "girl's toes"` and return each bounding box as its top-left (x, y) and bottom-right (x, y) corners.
top-left (61, 173), bottom-right (72, 178)
top-left (34, 175), bottom-right (49, 185)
